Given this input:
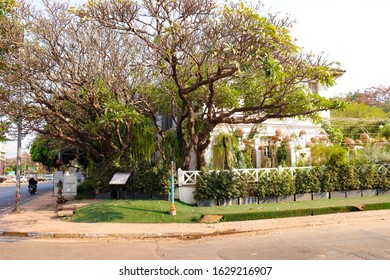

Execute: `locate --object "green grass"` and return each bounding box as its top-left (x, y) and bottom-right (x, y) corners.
top-left (69, 195), bottom-right (390, 224)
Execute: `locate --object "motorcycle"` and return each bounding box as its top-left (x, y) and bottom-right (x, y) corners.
top-left (28, 183), bottom-right (37, 195)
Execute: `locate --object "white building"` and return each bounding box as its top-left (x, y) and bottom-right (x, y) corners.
top-left (161, 81), bottom-right (334, 170)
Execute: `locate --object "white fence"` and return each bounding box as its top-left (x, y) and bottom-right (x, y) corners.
top-left (177, 167), bottom-right (310, 205)
top-left (178, 167), bottom-right (310, 187)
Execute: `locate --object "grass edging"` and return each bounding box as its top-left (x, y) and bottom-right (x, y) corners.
top-left (362, 202), bottom-right (390, 211)
top-left (220, 202), bottom-right (390, 222)
top-left (221, 206), bottom-right (361, 222)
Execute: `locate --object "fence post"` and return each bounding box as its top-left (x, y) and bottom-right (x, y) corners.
top-left (177, 168), bottom-right (183, 187)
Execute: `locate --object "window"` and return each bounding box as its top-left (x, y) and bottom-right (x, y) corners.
top-left (308, 82), bottom-right (319, 93)
top-left (161, 115), bottom-right (173, 131)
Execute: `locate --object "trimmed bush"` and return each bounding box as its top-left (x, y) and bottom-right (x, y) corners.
top-left (222, 206), bottom-right (361, 222)
top-left (194, 170), bottom-right (242, 201)
top-left (363, 202), bottom-right (390, 211)
top-left (76, 178), bottom-right (96, 199)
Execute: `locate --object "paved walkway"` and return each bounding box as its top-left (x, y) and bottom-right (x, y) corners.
top-left (1, 190), bottom-right (390, 239)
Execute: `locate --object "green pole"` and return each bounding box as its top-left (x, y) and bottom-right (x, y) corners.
top-left (169, 160), bottom-right (176, 215)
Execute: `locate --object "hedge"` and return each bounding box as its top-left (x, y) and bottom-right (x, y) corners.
top-left (194, 163), bottom-right (390, 201)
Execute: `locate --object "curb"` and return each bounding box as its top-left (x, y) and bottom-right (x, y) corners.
top-left (0, 228), bottom-right (249, 240)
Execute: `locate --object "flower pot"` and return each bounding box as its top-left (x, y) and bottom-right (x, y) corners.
top-left (218, 198), bottom-right (239, 206)
top-left (312, 192), bottom-right (330, 200)
top-left (196, 199), bottom-right (217, 207)
top-left (258, 196), bottom-right (277, 204)
top-left (330, 191), bottom-right (346, 199)
top-left (361, 189), bottom-right (378, 197)
top-left (378, 188), bottom-right (390, 196)
top-left (295, 193), bottom-right (313, 202)
top-left (276, 194), bottom-right (295, 203)
top-left (346, 190), bottom-right (362, 198)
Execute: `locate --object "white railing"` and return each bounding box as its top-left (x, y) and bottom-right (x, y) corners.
top-left (177, 167), bottom-right (311, 186)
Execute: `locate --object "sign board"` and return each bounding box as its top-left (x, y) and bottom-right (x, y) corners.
top-left (109, 173), bottom-right (131, 185)
top-left (63, 174), bottom-right (78, 196)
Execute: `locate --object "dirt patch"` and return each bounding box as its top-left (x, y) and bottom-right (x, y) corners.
top-left (200, 214), bottom-right (223, 223)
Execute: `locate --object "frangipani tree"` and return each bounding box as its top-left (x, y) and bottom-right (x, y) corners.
top-left (0, 0), bottom-right (156, 162)
top-left (82, 0), bottom-right (344, 169)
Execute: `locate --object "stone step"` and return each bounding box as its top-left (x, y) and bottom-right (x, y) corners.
top-left (57, 210), bottom-right (74, 218)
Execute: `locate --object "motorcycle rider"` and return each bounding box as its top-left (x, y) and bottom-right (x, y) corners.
top-left (28, 176), bottom-right (38, 193)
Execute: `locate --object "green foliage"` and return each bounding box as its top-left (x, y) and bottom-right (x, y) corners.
top-left (375, 165), bottom-right (390, 189)
top-left (69, 195), bottom-right (390, 224)
top-left (310, 144), bottom-right (348, 166)
top-left (234, 148), bottom-right (254, 169)
top-left (30, 137), bottom-right (58, 167)
top-left (256, 170), bottom-right (295, 197)
top-left (379, 122), bottom-right (390, 140)
top-left (210, 132), bottom-right (239, 170)
top-left (162, 129), bottom-right (185, 167)
top-left (194, 162), bottom-right (390, 201)
top-left (89, 158), bottom-right (170, 195)
top-left (352, 142), bottom-right (390, 164)
top-left (0, 120), bottom-right (10, 141)
top-left (356, 164), bottom-right (380, 190)
top-left (127, 160), bottom-right (170, 194)
top-left (321, 121), bottom-right (343, 144)
top-left (76, 178), bottom-right (96, 199)
top-left (331, 101), bottom-right (388, 119)
top-left (222, 206), bottom-right (361, 222)
top-left (276, 142), bottom-right (288, 166)
top-left (334, 164), bottom-right (361, 191)
top-left (363, 202), bottom-right (390, 211)
top-left (194, 170), bottom-right (242, 200)
top-left (294, 167), bottom-right (321, 194)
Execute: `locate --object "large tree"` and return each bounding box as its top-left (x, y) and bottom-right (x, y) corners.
top-left (81, 0), bottom-right (344, 169)
top-left (1, 0), bottom-right (344, 169)
top-left (341, 85), bottom-right (390, 114)
top-left (0, 0), bottom-right (17, 141)
top-left (0, 0), bottom-right (156, 162)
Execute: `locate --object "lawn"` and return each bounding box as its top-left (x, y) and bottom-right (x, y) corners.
top-left (69, 195), bottom-right (390, 224)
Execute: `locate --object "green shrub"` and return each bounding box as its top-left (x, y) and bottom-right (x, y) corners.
top-left (319, 166), bottom-right (334, 192)
top-left (76, 178), bottom-right (96, 199)
top-left (194, 170), bottom-right (243, 200)
top-left (255, 169), bottom-right (295, 197)
top-left (376, 165), bottom-right (390, 188)
top-left (89, 158), bottom-right (170, 195)
top-left (357, 164), bottom-right (379, 190)
top-left (336, 164), bottom-right (361, 191)
top-left (295, 167), bottom-right (321, 194)
top-left (126, 160), bottom-right (170, 194)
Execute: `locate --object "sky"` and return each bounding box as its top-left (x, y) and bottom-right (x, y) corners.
top-left (6, 0), bottom-right (390, 156)
top-left (260, 0), bottom-right (390, 96)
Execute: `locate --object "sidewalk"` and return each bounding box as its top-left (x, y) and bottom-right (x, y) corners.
top-left (1, 190), bottom-right (390, 239)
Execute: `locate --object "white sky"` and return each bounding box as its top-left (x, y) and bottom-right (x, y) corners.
top-left (261, 0), bottom-right (390, 96)
top-left (7, 0), bottom-right (390, 156)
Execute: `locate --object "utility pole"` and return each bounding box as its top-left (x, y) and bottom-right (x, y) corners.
top-left (15, 113), bottom-right (22, 213)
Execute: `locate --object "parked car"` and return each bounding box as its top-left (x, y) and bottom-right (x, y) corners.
top-left (5, 176), bottom-right (16, 183)
top-left (0, 176), bottom-right (7, 183)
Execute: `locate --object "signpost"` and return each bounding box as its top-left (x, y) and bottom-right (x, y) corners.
top-left (109, 173), bottom-right (131, 199)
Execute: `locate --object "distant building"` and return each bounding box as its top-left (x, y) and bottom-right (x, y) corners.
top-left (0, 142), bottom-right (6, 175)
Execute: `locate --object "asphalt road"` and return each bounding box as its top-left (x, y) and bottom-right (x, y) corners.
top-left (1, 209), bottom-right (390, 260)
top-left (0, 181), bottom-right (54, 213)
